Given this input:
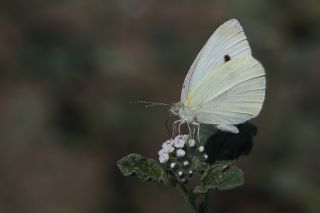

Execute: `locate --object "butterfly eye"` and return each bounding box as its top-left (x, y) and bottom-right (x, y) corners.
top-left (224, 55), bottom-right (231, 62)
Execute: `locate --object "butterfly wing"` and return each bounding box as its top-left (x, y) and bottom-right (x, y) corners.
top-left (181, 19), bottom-right (252, 106)
top-left (188, 56), bottom-right (266, 125)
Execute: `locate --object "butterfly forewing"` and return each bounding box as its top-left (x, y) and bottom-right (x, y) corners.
top-left (181, 19), bottom-right (252, 106)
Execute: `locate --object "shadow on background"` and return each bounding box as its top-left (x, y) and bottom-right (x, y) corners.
top-left (0, 0), bottom-right (320, 212)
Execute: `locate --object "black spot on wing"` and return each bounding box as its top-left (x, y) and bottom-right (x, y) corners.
top-left (224, 55), bottom-right (231, 62)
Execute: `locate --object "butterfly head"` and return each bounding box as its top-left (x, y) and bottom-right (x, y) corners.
top-left (169, 102), bottom-right (181, 116)
top-left (170, 102), bottom-right (196, 123)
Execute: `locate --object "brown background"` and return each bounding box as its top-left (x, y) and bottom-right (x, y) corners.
top-left (0, 0), bottom-right (320, 212)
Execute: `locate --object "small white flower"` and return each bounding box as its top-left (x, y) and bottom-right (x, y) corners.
top-left (159, 145), bottom-right (174, 156)
top-left (203, 154), bottom-right (208, 159)
top-left (188, 139), bottom-right (196, 147)
top-left (162, 139), bottom-right (174, 148)
top-left (176, 149), bottom-right (186, 157)
top-left (159, 153), bottom-right (169, 163)
top-left (178, 171), bottom-right (183, 176)
top-left (198, 146), bottom-right (204, 152)
top-left (161, 139), bottom-right (175, 153)
top-left (170, 162), bottom-right (176, 168)
top-left (165, 145), bottom-right (175, 153)
top-left (183, 161), bottom-right (189, 166)
top-left (188, 170), bottom-right (193, 175)
top-left (173, 136), bottom-right (185, 148)
top-left (175, 134), bottom-right (184, 139)
top-left (158, 149), bottom-right (165, 156)
top-left (158, 148), bottom-right (170, 156)
top-left (182, 134), bottom-right (189, 140)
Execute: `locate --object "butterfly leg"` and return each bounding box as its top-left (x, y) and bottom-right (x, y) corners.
top-left (192, 122), bottom-right (200, 143)
top-left (192, 127), bottom-right (196, 139)
top-left (186, 122), bottom-right (191, 138)
top-left (172, 119), bottom-right (182, 137)
top-left (178, 119), bottom-right (187, 135)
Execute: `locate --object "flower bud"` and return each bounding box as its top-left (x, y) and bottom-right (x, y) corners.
top-left (170, 162), bottom-right (176, 169)
top-left (176, 149), bottom-right (186, 157)
top-left (174, 136), bottom-right (186, 148)
top-left (188, 139), bottom-right (196, 147)
top-left (159, 153), bottom-right (169, 163)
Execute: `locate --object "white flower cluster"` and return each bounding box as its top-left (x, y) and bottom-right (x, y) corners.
top-left (158, 134), bottom-right (208, 183)
top-left (158, 135), bottom-right (189, 163)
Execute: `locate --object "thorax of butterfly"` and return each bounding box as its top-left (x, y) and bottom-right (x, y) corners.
top-left (170, 103), bottom-right (197, 123)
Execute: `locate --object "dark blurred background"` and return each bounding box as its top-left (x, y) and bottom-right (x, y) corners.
top-left (0, 0), bottom-right (320, 212)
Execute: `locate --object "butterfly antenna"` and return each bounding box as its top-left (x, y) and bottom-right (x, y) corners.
top-left (132, 100), bottom-right (170, 108)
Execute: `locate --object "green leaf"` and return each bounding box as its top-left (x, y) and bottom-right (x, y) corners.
top-left (194, 161), bottom-right (244, 193)
top-left (117, 153), bottom-right (167, 183)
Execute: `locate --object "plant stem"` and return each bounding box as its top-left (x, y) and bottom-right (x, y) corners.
top-left (177, 183), bottom-right (210, 213)
top-left (198, 193), bottom-right (209, 213)
top-left (177, 183), bottom-right (198, 213)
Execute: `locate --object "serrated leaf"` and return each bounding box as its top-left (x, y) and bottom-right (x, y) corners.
top-left (117, 153), bottom-right (167, 183)
top-left (194, 161), bottom-right (244, 193)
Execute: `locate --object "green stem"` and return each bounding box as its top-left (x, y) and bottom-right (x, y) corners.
top-left (204, 193), bottom-right (209, 212)
top-left (198, 193), bottom-right (209, 213)
top-left (177, 184), bottom-right (209, 213)
top-left (177, 184), bottom-right (198, 213)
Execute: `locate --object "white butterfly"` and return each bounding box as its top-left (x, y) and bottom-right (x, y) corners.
top-left (170, 19), bottom-right (266, 134)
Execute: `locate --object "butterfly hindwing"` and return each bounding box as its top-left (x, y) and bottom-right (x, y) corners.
top-left (188, 56), bottom-right (265, 125)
